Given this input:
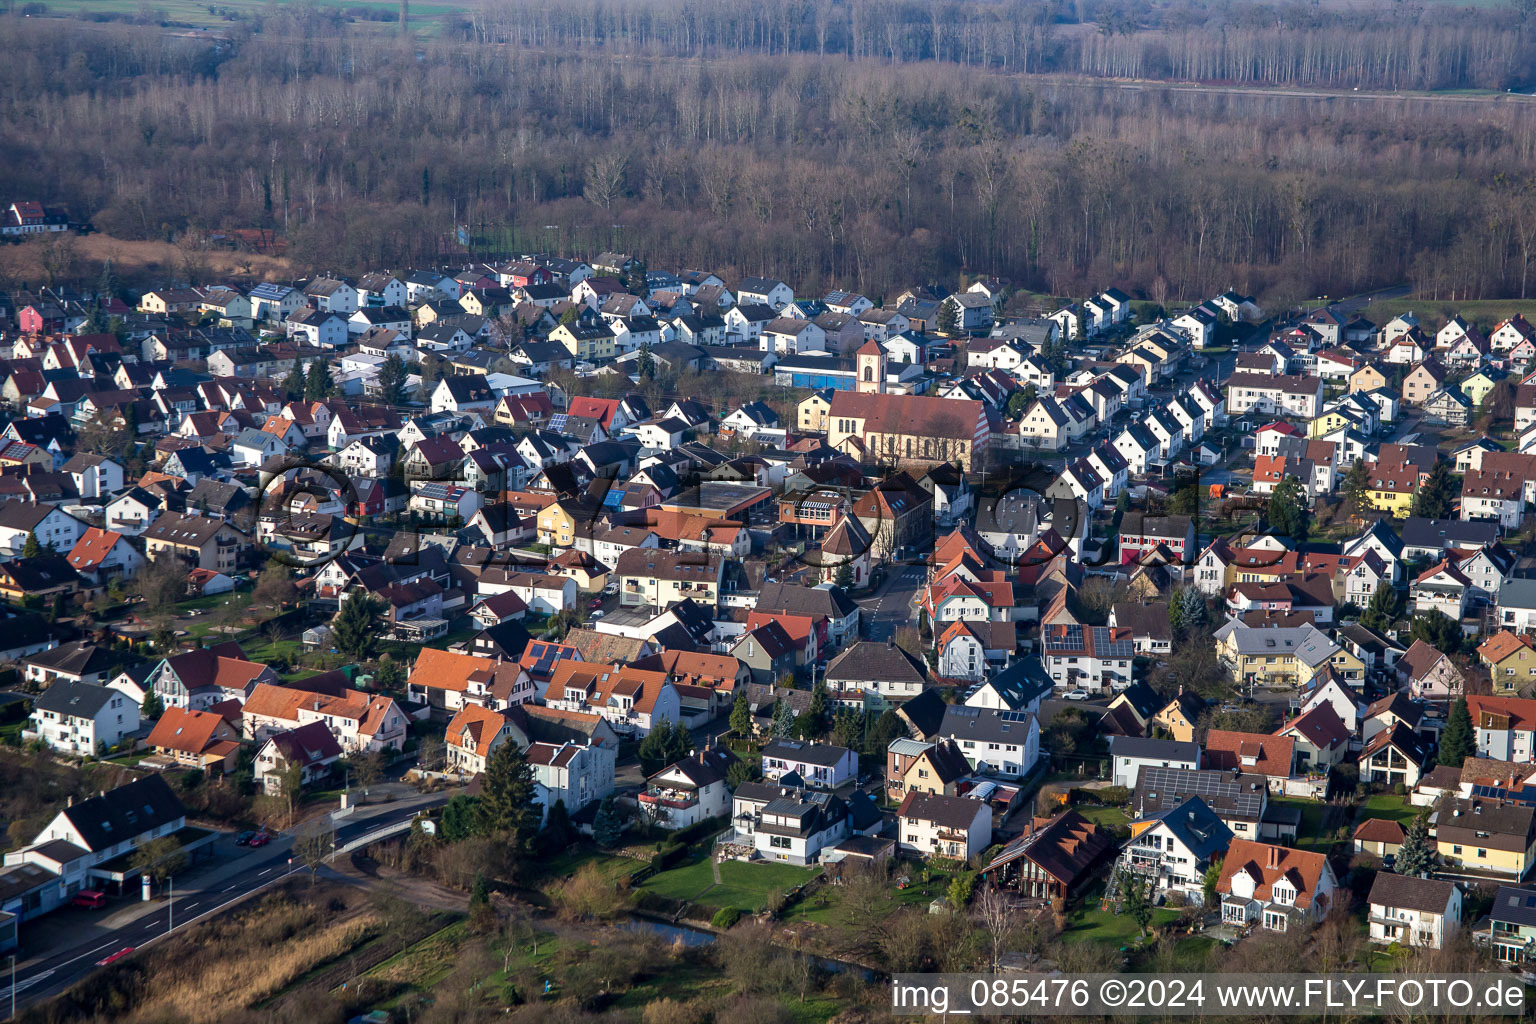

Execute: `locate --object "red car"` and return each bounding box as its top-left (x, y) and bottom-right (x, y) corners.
top-left (588, 597), bottom-right (603, 610)
top-left (247, 830), bottom-right (271, 847)
top-left (71, 890), bottom-right (107, 909)
top-left (96, 947), bottom-right (135, 966)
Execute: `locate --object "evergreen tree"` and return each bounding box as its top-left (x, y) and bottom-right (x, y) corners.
top-left (1118, 869), bottom-right (1154, 934)
top-left (304, 358), bottom-right (336, 400)
top-left (469, 871), bottom-right (491, 910)
top-left (662, 717), bottom-right (694, 765)
top-left (937, 298), bottom-right (960, 335)
top-left (592, 796), bottom-right (624, 849)
top-left (140, 690), bottom-right (164, 720)
top-left (726, 758), bottom-right (760, 787)
top-left (771, 697), bottom-right (795, 738)
top-left (806, 681), bottom-right (830, 737)
top-left (834, 562), bottom-right (855, 590)
top-left (1341, 459), bottom-right (1371, 520)
top-left (728, 693), bottom-right (751, 738)
top-left (1438, 697), bottom-right (1473, 767)
top-left (1266, 475), bottom-right (1310, 544)
top-left (21, 531), bottom-right (40, 559)
top-left (637, 344), bottom-right (656, 379)
top-left (440, 793), bottom-right (484, 840)
top-left (283, 357), bottom-right (305, 401)
top-left (542, 798), bottom-right (573, 849)
top-left (1168, 586), bottom-right (1207, 640)
top-left (376, 353), bottom-right (409, 406)
top-left (1361, 581), bottom-right (1399, 632)
top-left (331, 593), bottom-right (381, 658)
top-left (1395, 812), bottom-right (1438, 877)
top-left (1410, 608), bottom-right (1462, 655)
top-left (1410, 460), bottom-right (1459, 520)
top-left (478, 740), bottom-right (541, 853)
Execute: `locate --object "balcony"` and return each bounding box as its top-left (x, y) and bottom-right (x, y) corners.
top-left (639, 788), bottom-right (698, 810)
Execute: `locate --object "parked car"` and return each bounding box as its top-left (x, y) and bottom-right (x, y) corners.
top-left (1063, 690), bottom-right (1090, 701)
top-left (235, 830), bottom-right (257, 846)
top-left (247, 829), bottom-right (272, 848)
top-left (71, 890), bottom-right (107, 909)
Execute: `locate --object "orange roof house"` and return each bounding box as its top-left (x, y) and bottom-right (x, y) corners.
top-left (147, 705), bottom-right (242, 772)
top-left (1215, 838), bottom-right (1336, 929)
top-left (1204, 730), bottom-right (1295, 779)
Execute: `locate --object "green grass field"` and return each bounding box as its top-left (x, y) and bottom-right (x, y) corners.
top-left (1073, 804), bottom-right (1132, 829)
top-left (1269, 796), bottom-right (1335, 852)
top-left (641, 855), bottom-right (818, 913)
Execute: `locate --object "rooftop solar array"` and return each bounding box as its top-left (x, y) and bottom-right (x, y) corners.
top-left (1140, 767), bottom-right (1264, 817)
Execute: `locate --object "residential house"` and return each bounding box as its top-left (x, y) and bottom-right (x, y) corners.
top-left (639, 747), bottom-right (738, 829)
top-left (895, 790), bottom-right (992, 861)
top-left (1216, 839), bottom-right (1338, 932)
top-left (27, 682), bottom-right (139, 756)
top-left (147, 705), bottom-right (243, 774)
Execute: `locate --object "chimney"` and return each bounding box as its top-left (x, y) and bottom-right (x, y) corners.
top-left (67, 795), bottom-right (73, 808)
top-left (1267, 845), bottom-right (1280, 869)
top-left (1177, 684), bottom-right (1183, 697)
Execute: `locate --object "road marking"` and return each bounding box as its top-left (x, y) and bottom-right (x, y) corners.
top-left (14, 968), bottom-right (55, 992)
top-left (50, 941), bottom-right (118, 972)
top-left (221, 882), bottom-right (241, 891)
top-left (183, 902), bottom-right (199, 911)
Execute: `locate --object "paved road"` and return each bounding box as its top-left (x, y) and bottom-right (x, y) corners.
top-left (7, 794), bottom-right (449, 1015)
top-left (855, 564), bottom-right (926, 641)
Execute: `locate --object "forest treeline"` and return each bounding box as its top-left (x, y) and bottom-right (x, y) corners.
top-left (221, 0), bottom-right (1536, 93)
top-left (4, 15), bottom-right (1536, 305)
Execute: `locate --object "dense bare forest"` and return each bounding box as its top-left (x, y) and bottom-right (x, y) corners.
top-left (5, 7), bottom-right (1536, 305)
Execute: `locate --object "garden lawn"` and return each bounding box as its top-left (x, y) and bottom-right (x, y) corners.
top-left (1269, 797), bottom-right (1332, 852)
top-left (1354, 791), bottom-right (1421, 826)
top-left (641, 854), bottom-right (818, 912)
top-left (1063, 903), bottom-right (1181, 946)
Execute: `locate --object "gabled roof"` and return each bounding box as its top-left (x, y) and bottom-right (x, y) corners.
top-left (1204, 730), bottom-right (1294, 777)
top-left (1216, 838), bottom-right (1331, 909)
top-left (56, 775), bottom-right (185, 853)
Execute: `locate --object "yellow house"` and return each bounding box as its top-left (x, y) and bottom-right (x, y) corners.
top-left (1151, 691), bottom-right (1204, 743)
top-left (1365, 461), bottom-right (1419, 518)
top-left (1477, 630), bottom-right (1536, 694)
top-left (1217, 624), bottom-right (1362, 690)
top-left (1461, 369), bottom-right (1504, 408)
top-left (1435, 796), bottom-right (1536, 879)
top-left (535, 500), bottom-right (583, 548)
top-left (798, 390), bottom-right (833, 433)
top-left (1348, 363), bottom-right (1387, 394)
top-left (1307, 408), bottom-right (1360, 438)
top-left (550, 322), bottom-right (617, 363)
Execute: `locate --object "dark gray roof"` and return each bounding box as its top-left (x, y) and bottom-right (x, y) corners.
top-left (755, 580), bottom-right (858, 620)
top-left (1368, 872), bottom-right (1458, 915)
top-left (971, 659), bottom-right (1052, 711)
top-left (1401, 517), bottom-right (1498, 550)
top-left (1492, 885), bottom-right (1536, 928)
top-left (1110, 735), bottom-right (1200, 763)
top-left (1142, 796), bottom-right (1232, 860)
top-left (825, 640), bottom-right (927, 685)
top-left (32, 681), bottom-right (117, 718)
top-left (58, 774), bottom-right (186, 853)
top-left (936, 706), bottom-right (1036, 746)
top-left (762, 739), bottom-right (853, 768)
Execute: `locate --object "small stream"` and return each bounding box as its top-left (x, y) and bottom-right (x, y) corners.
top-left (623, 915), bottom-right (878, 978)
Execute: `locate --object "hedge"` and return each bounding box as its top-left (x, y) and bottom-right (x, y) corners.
top-left (710, 907), bottom-right (742, 929)
top-left (650, 841), bottom-right (687, 873)
top-left (672, 814), bottom-right (728, 847)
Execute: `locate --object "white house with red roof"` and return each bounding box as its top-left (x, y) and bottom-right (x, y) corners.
top-left (1275, 703), bottom-right (1351, 772)
top-left (65, 527), bottom-right (142, 584)
top-left (1217, 839), bottom-right (1337, 932)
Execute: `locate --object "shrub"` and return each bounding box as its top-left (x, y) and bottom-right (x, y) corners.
top-left (649, 841), bottom-right (687, 873)
top-left (711, 906), bottom-right (743, 929)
